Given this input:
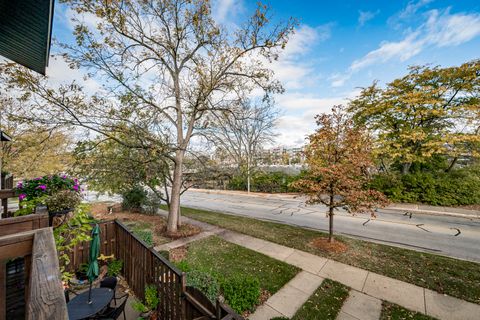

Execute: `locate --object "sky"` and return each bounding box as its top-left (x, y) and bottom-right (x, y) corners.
top-left (48, 0), bottom-right (480, 147)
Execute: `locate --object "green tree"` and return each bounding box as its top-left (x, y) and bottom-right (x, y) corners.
top-left (348, 60), bottom-right (480, 174)
top-left (1, 0), bottom-right (295, 233)
top-left (0, 97), bottom-right (73, 178)
top-left (293, 106), bottom-right (388, 242)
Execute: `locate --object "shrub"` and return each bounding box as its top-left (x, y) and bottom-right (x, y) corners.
top-left (132, 284), bottom-right (159, 313)
top-left (143, 192), bottom-right (162, 215)
top-left (221, 275), bottom-right (261, 313)
top-left (121, 186), bottom-right (147, 211)
top-left (370, 166), bottom-right (480, 206)
top-left (107, 259), bottom-right (123, 277)
top-left (186, 270), bottom-right (220, 303)
top-left (228, 171), bottom-right (304, 193)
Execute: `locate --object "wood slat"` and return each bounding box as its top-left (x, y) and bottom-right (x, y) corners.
top-left (26, 228), bottom-right (67, 319)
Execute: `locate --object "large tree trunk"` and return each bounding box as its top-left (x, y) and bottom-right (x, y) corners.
top-left (167, 150), bottom-right (185, 233)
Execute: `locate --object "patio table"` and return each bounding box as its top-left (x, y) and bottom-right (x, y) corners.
top-left (67, 287), bottom-right (114, 320)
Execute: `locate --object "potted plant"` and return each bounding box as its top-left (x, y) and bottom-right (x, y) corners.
top-left (15, 174), bottom-right (82, 218)
top-left (132, 285), bottom-right (159, 320)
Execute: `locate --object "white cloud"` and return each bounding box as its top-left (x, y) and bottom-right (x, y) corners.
top-left (273, 91), bottom-right (359, 147)
top-left (270, 24), bottom-right (332, 90)
top-left (212, 0), bottom-right (242, 25)
top-left (46, 56), bottom-right (101, 94)
top-left (358, 10), bottom-right (379, 27)
top-left (331, 8), bottom-right (480, 87)
top-left (398, 0), bottom-right (433, 20)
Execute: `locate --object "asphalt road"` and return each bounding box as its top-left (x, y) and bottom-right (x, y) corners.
top-left (180, 190), bottom-right (480, 263)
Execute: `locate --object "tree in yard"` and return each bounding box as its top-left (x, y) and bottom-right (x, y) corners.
top-left (0, 97), bottom-right (73, 178)
top-left (205, 97), bottom-right (279, 192)
top-left (293, 106), bottom-right (388, 242)
top-left (348, 60), bottom-right (480, 174)
top-left (0, 0), bottom-right (296, 233)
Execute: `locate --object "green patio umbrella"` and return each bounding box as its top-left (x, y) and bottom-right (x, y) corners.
top-left (87, 224), bottom-right (101, 304)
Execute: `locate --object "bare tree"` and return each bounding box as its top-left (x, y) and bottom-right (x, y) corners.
top-left (0, 0), bottom-right (295, 232)
top-left (205, 97), bottom-right (278, 192)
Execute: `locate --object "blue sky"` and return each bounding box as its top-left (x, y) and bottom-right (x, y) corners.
top-left (49, 0), bottom-right (480, 147)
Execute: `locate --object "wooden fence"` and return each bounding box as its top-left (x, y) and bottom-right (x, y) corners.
top-left (0, 214), bottom-right (49, 237)
top-left (67, 219), bottom-right (242, 320)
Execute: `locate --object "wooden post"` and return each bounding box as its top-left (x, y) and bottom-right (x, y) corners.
top-left (26, 229), bottom-right (67, 320)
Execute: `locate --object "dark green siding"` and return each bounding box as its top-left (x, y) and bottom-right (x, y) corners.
top-left (0, 0), bottom-right (54, 75)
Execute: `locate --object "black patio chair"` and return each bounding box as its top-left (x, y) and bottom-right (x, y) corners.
top-left (64, 285), bottom-right (79, 303)
top-left (95, 293), bottom-right (128, 320)
top-left (100, 276), bottom-right (118, 305)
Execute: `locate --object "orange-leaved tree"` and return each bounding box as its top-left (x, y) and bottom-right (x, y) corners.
top-left (293, 106), bottom-right (388, 242)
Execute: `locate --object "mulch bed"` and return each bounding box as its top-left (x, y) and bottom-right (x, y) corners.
top-left (308, 237), bottom-right (348, 253)
top-left (90, 202), bottom-right (202, 244)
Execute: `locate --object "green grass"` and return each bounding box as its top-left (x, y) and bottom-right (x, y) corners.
top-left (176, 206), bottom-right (480, 304)
top-left (291, 279), bottom-right (350, 320)
top-left (181, 236), bottom-right (300, 294)
top-left (124, 221), bottom-right (154, 246)
top-left (381, 302), bottom-right (437, 320)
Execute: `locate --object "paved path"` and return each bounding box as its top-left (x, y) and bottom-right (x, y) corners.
top-left (180, 189), bottom-right (480, 262)
top-left (337, 291), bottom-right (382, 320)
top-left (174, 215), bottom-right (480, 320)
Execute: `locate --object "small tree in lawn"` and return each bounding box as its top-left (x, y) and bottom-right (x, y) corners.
top-left (293, 106), bottom-right (388, 243)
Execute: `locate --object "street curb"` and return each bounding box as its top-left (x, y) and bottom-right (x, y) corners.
top-left (383, 207), bottom-right (480, 220)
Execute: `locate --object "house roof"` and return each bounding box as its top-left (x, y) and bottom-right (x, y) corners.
top-left (0, 0), bottom-right (55, 75)
top-left (0, 131), bottom-right (12, 142)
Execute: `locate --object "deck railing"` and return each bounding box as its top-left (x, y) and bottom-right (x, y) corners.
top-left (0, 173), bottom-right (15, 218)
top-left (67, 219), bottom-right (242, 320)
top-left (0, 226), bottom-right (67, 320)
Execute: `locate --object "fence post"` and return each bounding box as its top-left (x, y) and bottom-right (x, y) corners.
top-left (181, 272), bottom-right (187, 320)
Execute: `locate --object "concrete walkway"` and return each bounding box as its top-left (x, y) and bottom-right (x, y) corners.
top-left (164, 215), bottom-right (480, 320)
top-left (218, 229), bottom-right (480, 320)
top-left (337, 291), bottom-right (382, 320)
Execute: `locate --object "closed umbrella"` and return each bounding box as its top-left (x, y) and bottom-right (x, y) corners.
top-left (87, 224), bottom-right (101, 304)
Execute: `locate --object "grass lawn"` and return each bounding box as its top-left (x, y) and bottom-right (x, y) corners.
top-left (176, 206), bottom-right (480, 304)
top-left (180, 236), bottom-right (300, 295)
top-left (381, 302), bottom-right (437, 320)
top-left (290, 279), bottom-right (350, 320)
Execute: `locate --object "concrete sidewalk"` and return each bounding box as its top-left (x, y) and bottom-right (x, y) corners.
top-left (176, 214), bottom-right (479, 320)
top-left (226, 228), bottom-right (480, 320)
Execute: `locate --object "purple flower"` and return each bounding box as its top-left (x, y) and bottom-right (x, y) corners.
top-left (36, 184), bottom-right (47, 191)
top-left (61, 175), bottom-right (67, 179)
top-left (73, 185), bottom-right (79, 191)
top-left (34, 177), bottom-right (41, 181)
top-left (19, 194), bottom-right (27, 201)
top-left (17, 182), bottom-right (23, 189)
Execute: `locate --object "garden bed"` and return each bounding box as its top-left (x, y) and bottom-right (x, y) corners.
top-left (167, 236), bottom-right (300, 316)
top-left (90, 202), bottom-right (201, 247)
top-left (177, 206), bottom-right (480, 304)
